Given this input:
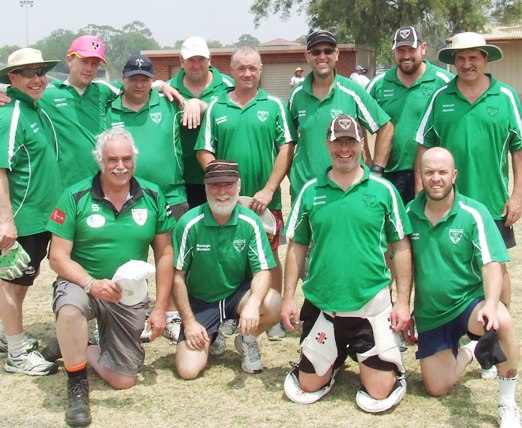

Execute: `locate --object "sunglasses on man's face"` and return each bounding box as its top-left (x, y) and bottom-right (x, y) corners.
top-left (307, 48), bottom-right (336, 57)
top-left (12, 67), bottom-right (46, 79)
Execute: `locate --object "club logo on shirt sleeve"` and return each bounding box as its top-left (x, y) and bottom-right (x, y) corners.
top-left (50, 208), bottom-right (66, 225)
top-left (131, 209), bottom-right (148, 226)
top-left (233, 239), bottom-right (246, 253)
top-left (165, 203), bottom-right (173, 218)
top-left (449, 228), bottom-right (463, 244)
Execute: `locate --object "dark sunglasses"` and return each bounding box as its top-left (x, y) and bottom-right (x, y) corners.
top-left (308, 47), bottom-right (336, 56)
top-left (12, 67), bottom-right (46, 78)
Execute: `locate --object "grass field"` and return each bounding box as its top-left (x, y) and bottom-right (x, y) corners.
top-left (1, 177), bottom-right (521, 428)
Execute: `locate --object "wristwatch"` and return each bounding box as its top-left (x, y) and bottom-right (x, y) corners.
top-left (84, 277), bottom-right (94, 294)
top-left (370, 164), bottom-right (385, 174)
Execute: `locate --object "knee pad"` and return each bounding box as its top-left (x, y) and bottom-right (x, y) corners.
top-left (356, 376), bottom-right (406, 413)
top-left (284, 367), bottom-right (338, 404)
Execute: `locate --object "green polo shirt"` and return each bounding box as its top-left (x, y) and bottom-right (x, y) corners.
top-left (0, 88), bottom-right (61, 236)
top-left (195, 87), bottom-right (296, 210)
top-left (285, 166), bottom-right (412, 312)
top-left (41, 80), bottom-right (121, 189)
top-left (415, 75), bottom-right (522, 220)
top-left (106, 90), bottom-right (187, 206)
top-left (168, 66), bottom-right (233, 185)
top-left (367, 61), bottom-right (453, 173)
top-left (288, 72), bottom-right (390, 200)
top-left (47, 174), bottom-right (175, 279)
top-left (407, 191), bottom-right (509, 332)
top-left (173, 203), bottom-right (276, 302)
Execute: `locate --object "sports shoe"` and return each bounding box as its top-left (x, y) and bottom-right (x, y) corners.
top-left (498, 404), bottom-right (521, 428)
top-left (65, 378), bottom-right (91, 427)
top-left (0, 336), bottom-right (38, 358)
top-left (481, 365), bottom-right (498, 380)
top-left (4, 350), bottom-right (58, 376)
top-left (234, 334), bottom-right (263, 374)
top-left (41, 337), bottom-right (62, 362)
top-left (267, 321), bottom-right (286, 341)
top-left (219, 319), bottom-right (237, 337)
top-left (209, 331), bottom-right (226, 356)
top-left (163, 316), bottom-right (182, 343)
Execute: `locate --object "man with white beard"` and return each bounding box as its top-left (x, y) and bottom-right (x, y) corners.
top-left (171, 160), bottom-right (281, 379)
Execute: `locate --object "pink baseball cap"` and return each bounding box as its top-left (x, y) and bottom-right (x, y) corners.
top-left (68, 35), bottom-right (107, 63)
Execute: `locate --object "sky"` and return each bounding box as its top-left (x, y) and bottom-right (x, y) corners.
top-left (4, 0), bottom-right (310, 47)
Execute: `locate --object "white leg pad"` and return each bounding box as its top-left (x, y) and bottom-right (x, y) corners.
top-left (356, 376), bottom-right (407, 413)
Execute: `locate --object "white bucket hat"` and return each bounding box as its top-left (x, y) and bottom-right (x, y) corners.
top-left (238, 196), bottom-right (277, 236)
top-left (112, 260), bottom-right (156, 306)
top-left (0, 48), bottom-right (60, 84)
top-left (438, 32), bottom-right (503, 64)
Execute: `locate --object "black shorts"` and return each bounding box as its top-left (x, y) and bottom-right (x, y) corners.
top-left (185, 184), bottom-right (207, 209)
top-left (495, 220), bottom-right (516, 249)
top-left (383, 170), bottom-right (415, 205)
top-left (298, 300), bottom-right (397, 373)
top-left (4, 232), bottom-right (50, 286)
top-left (178, 279), bottom-right (251, 342)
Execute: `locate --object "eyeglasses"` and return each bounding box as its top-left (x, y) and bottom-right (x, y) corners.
top-left (328, 138), bottom-right (359, 147)
top-left (308, 48), bottom-right (336, 56)
top-left (12, 67), bottom-right (46, 78)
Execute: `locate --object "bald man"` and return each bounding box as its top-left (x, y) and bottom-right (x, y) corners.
top-left (405, 147), bottom-right (520, 426)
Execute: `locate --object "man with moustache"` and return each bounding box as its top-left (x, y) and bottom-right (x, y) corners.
top-left (168, 36), bottom-right (234, 208)
top-left (0, 48), bottom-right (61, 376)
top-left (405, 147), bottom-right (521, 427)
top-left (415, 32), bottom-right (522, 311)
top-left (47, 128), bottom-right (174, 426)
top-left (367, 26), bottom-right (453, 204)
top-left (282, 115), bottom-right (412, 412)
top-left (172, 160), bottom-right (281, 378)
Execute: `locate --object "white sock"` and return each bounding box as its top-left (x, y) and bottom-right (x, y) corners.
top-left (7, 332), bottom-right (27, 358)
top-left (0, 320), bottom-right (5, 341)
top-left (241, 335), bottom-right (257, 344)
top-left (166, 311), bottom-right (180, 322)
top-left (498, 375), bottom-right (518, 407)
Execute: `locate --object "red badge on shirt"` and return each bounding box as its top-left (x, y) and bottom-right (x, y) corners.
top-left (50, 208), bottom-right (66, 225)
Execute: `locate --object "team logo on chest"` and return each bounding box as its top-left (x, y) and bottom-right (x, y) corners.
top-left (233, 239), bottom-right (246, 253)
top-left (150, 112), bottom-right (162, 124)
top-left (330, 109), bottom-right (343, 119)
top-left (487, 106), bottom-right (499, 117)
top-left (132, 209), bottom-right (148, 226)
top-left (449, 228), bottom-right (463, 244)
top-left (362, 193), bottom-right (376, 207)
top-left (257, 111), bottom-right (269, 122)
top-left (87, 214), bottom-right (105, 228)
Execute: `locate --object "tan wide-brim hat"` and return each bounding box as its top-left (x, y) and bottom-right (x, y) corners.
top-left (438, 32), bottom-right (503, 64)
top-left (0, 48), bottom-right (60, 84)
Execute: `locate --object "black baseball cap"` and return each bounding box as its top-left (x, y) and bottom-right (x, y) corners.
top-left (122, 54), bottom-right (154, 78)
top-left (392, 26), bottom-right (423, 49)
top-left (307, 30), bottom-right (337, 50)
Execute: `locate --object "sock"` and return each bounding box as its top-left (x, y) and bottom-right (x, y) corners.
top-left (166, 311), bottom-right (180, 322)
top-left (241, 335), bottom-right (257, 344)
top-left (0, 320), bottom-right (5, 339)
top-left (498, 375), bottom-right (518, 407)
top-left (7, 332), bottom-right (28, 358)
top-left (65, 361), bottom-right (88, 382)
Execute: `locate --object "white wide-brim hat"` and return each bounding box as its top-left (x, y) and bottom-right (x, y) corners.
top-left (238, 196), bottom-right (277, 235)
top-left (438, 32), bottom-right (503, 64)
top-left (0, 48), bottom-right (60, 84)
top-left (113, 260), bottom-right (156, 306)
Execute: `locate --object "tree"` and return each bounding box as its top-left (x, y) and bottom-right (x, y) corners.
top-left (491, 0), bottom-right (522, 25)
top-left (250, 0), bottom-right (494, 63)
top-left (0, 45), bottom-right (22, 64)
top-left (234, 34), bottom-right (261, 47)
top-left (32, 29), bottom-right (77, 73)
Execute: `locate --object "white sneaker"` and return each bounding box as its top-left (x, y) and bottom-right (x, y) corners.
top-left (498, 404), bottom-right (522, 428)
top-left (234, 335), bottom-right (262, 374)
top-left (219, 319), bottom-right (237, 337)
top-left (0, 336), bottom-right (38, 358)
top-left (267, 321), bottom-right (286, 341)
top-left (163, 316), bottom-right (182, 343)
top-left (4, 351), bottom-right (58, 376)
top-left (209, 331), bottom-right (226, 356)
top-left (481, 365), bottom-right (498, 380)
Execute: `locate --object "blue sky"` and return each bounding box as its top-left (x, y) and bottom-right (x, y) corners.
top-left (4, 0), bottom-right (310, 47)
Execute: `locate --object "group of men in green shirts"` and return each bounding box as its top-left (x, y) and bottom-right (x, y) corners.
top-left (0, 23), bottom-right (521, 428)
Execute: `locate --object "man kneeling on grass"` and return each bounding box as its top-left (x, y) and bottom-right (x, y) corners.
top-left (172, 160), bottom-right (281, 379)
top-left (405, 147), bottom-right (521, 427)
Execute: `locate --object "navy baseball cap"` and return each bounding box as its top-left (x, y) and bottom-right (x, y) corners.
top-left (122, 54), bottom-right (154, 78)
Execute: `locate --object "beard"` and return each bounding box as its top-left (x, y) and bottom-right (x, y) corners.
top-left (207, 192), bottom-right (239, 217)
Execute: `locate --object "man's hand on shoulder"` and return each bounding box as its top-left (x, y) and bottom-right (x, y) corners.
top-left (0, 92), bottom-right (12, 107)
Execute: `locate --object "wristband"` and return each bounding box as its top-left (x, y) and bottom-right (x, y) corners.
top-left (370, 164), bottom-right (385, 174)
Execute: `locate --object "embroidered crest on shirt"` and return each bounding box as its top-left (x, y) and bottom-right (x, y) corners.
top-left (449, 228), bottom-right (463, 244)
top-left (257, 111), bottom-right (269, 122)
top-left (362, 193), bottom-right (376, 207)
top-left (233, 239), bottom-right (246, 253)
top-left (487, 106), bottom-right (499, 117)
top-left (330, 109), bottom-right (343, 119)
top-left (150, 112), bottom-right (162, 124)
top-left (132, 209), bottom-right (148, 226)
